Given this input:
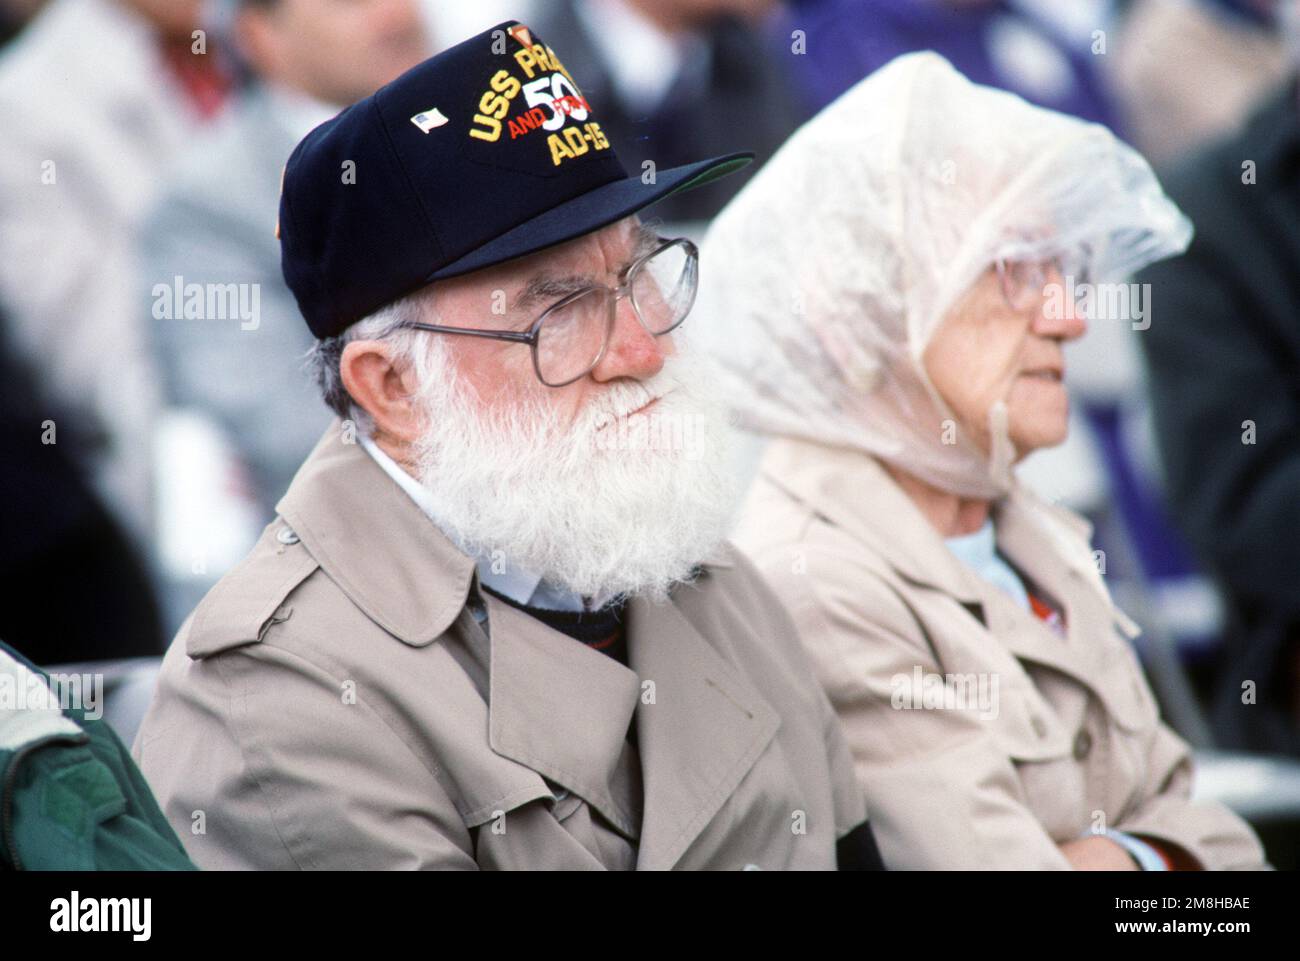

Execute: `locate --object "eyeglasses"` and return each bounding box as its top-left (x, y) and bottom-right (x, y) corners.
top-left (399, 237), bottom-right (699, 387)
top-left (995, 243), bottom-right (1093, 311)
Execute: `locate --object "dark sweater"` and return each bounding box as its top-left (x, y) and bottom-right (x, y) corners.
top-left (479, 584), bottom-right (630, 668)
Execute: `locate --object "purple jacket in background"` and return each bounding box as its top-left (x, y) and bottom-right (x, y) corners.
top-left (770, 0), bottom-right (1124, 133)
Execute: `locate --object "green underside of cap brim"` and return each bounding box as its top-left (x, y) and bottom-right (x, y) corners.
top-left (664, 156), bottom-right (753, 198)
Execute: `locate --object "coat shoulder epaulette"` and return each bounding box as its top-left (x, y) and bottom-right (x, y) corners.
top-left (186, 521), bottom-right (320, 659)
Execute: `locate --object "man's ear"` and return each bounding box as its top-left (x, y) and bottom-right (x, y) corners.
top-left (339, 340), bottom-right (422, 444)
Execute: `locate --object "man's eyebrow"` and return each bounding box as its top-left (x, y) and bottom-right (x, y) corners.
top-left (510, 226), bottom-right (665, 313)
top-left (511, 273), bottom-right (592, 313)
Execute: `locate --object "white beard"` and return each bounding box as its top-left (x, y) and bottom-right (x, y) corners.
top-left (410, 349), bottom-right (738, 602)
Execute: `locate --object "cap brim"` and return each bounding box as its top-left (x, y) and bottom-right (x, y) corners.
top-left (426, 152), bottom-right (753, 281)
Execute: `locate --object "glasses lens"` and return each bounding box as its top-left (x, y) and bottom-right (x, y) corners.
top-left (535, 288), bottom-right (611, 386)
top-left (999, 259), bottom-right (1047, 310)
top-left (631, 242), bottom-right (697, 334)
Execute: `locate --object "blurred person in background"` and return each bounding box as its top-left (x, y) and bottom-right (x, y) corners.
top-left (0, 0), bottom-right (235, 550)
top-left (0, 0), bottom-right (47, 46)
top-left (531, 0), bottom-right (807, 223)
top-left (704, 53), bottom-right (1267, 869)
top-left (141, 0), bottom-right (430, 613)
top-left (0, 303), bottom-right (163, 663)
top-left (1136, 1), bottom-right (1300, 758)
top-left (771, 0), bottom-right (1123, 129)
top-left (1106, 0), bottom-right (1290, 171)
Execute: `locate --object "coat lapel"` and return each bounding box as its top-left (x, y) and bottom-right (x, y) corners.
top-left (980, 492), bottom-right (1099, 682)
top-left (759, 437), bottom-right (988, 605)
top-left (984, 487), bottom-right (1152, 730)
top-left (484, 593), bottom-right (644, 840)
top-left (628, 588), bottom-right (780, 871)
top-left (966, 570), bottom-right (1094, 684)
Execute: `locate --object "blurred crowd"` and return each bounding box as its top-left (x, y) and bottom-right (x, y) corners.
top-left (1, 0), bottom-right (1298, 780)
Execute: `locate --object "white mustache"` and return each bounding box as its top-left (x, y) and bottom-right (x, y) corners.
top-left (581, 372), bottom-right (683, 433)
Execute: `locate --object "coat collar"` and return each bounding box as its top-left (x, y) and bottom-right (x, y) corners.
top-left (479, 566), bottom-right (778, 865)
top-left (970, 490), bottom-right (1101, 684)
top-left (483, 593), bottom-right (644, 838)
top-left (276, 423), bottom-right (477, 645)
top-left (990, 488), bottom-right (1150, 729)
top-left (758, 436), bottom-right (988, 605)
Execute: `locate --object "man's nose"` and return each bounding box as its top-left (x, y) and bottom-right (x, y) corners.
top-left (589, 295), bottom-right (669, 383)
top-left (1034, 265), bottom-right (1088, 341)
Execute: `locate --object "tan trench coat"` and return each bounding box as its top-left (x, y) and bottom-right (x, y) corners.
top-left (132, 426), bottom-right (868, 870)
top-left (733, 436), bottom-right (1267, 870)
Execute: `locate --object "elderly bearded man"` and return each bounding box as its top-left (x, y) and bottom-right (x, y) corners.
top-left (132, 21), bottom-right (881, 871)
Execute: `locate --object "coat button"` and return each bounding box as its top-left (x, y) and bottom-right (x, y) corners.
top-left (1073, 729), bottom-right (1093, 760)
top-left (276, 526), bottom-right (300, 545)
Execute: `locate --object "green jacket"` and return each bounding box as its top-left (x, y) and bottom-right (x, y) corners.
top-left (0, 641), bottom-right (196, 870)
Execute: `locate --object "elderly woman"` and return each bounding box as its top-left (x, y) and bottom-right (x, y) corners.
top-left (702, 53), bottom-right (1266, 870)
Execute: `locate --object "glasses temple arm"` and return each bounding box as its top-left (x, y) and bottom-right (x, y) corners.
top-left (401, 323), bottom-right (535, 344)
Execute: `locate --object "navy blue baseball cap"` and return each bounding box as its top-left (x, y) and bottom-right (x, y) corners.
top-left (279, 20), bottom-right (753, 340)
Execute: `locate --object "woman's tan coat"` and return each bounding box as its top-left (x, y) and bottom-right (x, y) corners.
top-left (733, 436), bottom-right (1266, 870)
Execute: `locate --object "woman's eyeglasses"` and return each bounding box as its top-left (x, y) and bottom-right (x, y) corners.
top-left (995, 243), bottom-right (1094, 311)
